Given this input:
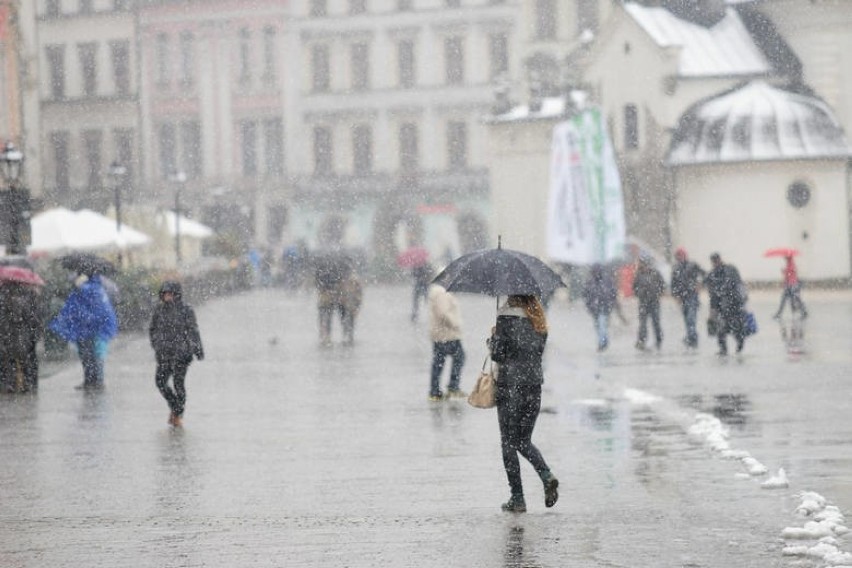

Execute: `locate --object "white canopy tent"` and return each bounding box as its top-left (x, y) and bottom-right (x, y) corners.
top-left (29, 207), bottom-right (151, 254)
top-left (155, 210), bottom-right (214, 238)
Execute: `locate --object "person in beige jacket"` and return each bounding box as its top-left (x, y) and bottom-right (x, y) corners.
top-left (428, 284), bottom-right (466, 401)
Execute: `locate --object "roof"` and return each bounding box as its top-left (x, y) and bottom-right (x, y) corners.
top-left (489, 92), bottom-right (589, 124)
top-left (667, 81), bottom-right (851, 166)
top-left (624, 2), bottom-right (770, 77)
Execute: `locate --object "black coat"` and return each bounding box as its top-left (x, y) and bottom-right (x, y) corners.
top-left (705, 264), bottom-right (745, 314)
top-left (149, 300), bottom-right (204, 362)
top-left (583, 273), bottom-right (617, 316)
top-left (671, 261), bottom-right (705, 301)
top-left (490, 307), bottom-right (547, 386)
top-left (632, 266), bottom-right (665, 305)
top-left (0, 284), bottom-right (42, 358)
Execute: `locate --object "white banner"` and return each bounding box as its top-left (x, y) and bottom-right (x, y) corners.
top-left (547, 108), bottom-right (625, 265)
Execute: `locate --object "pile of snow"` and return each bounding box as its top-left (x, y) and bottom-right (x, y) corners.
top-left (782, 492), bottom-right (850, 566)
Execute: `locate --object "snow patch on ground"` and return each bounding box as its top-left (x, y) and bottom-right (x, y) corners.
top-left (783, 492), bottom-right (850, 566)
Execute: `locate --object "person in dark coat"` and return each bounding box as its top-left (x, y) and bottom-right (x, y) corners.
top-left (149, 281), bottom-right (204, 427)
top-left (670, 248), bottom-right (705, 348)
top-left (49, 273), bottom-right (118, 390)
top-left (410, 262), bottom-right (434, 323)
top-left (313, 249), bottom-right (362, 346)
top-left (632, 256), bottom-right (665, 350)
top-left (0, 283), bottom-right (43, 393)
top-left (704, 253), bottom-right (746, 355)
top-left (583, 264), bottom-right (617, 351)
top-left (489, 295), bottom-right (558, 513)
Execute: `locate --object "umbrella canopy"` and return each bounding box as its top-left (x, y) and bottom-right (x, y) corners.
top-left (765, 247), bottom-right (800, 258)
top-left (29, 208), bottom-right (151, 253)
top-left (0, 265), bottom-right (45, 287)
top-left (397, 246), bottom-right (430, 269)
top-left (432, 247), bottom-right (566, 297)
top-left (156, 210), bottom-right (215, 238)
top-left (75, 209), bottom-right (151, 249)
top-left (59, 253), bottom-right (117, 276)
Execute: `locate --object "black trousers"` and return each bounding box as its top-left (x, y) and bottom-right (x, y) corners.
top-left (496, 383), bottom-right (550, 497)
top-left (155, 357), bottom-right (191, 417)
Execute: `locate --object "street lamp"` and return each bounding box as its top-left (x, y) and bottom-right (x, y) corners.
top-left (0, 142), bottom-right (27, 255)
top-left (169, 170), bottom-right (187, 265)
top-left (109, 161), bottom-right (128, 266)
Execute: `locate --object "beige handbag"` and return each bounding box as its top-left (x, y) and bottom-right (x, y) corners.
top-left (468, 357), bottom-right (496, 409)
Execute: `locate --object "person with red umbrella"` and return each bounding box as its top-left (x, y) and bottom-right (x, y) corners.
top-left (770, 250), bottom-right (807, 320)
top-left (0, 266), bottom-right (45, 393)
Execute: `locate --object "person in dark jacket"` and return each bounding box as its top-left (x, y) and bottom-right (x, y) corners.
top-left (149, 281), bottom-right (204, 427)
top-left (670, 248), bottom-right (705, 348)
top-left (0, 282), bottom-right (43, 393)
top-left (489, 295), bottom-right (558, 513)
top-left (704, 253), bottom-right (746, 355)
top-left (583, 264), bottom-right (617, 351)
top-left (632, 256), bottom-right (665, 350)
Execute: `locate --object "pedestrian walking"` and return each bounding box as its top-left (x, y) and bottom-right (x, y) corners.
top-left (582, 264), bottom-right (617, 351)
top-left (489, 295), bottom-right (558, 513)
top-left (410, 262), bottom-right (434, 323)
top-left (632, 255), bottom-right (665, 351)
top-left (670, 248), bottom-right (705, 348)
top-left (0, 282), bottom-right (43, 393)
top-left (705, 253), bottom-right (747, 355)
top-left (427, 284), bottom-right (466, 401)
top-left (49, 272), bottom-right (118, 391)
top-left (148, 281), bottom-right (204, 427)
top-left (314, 248), bottom-right (362, 346)
top-left (774, 254), bottom-right (807, 319)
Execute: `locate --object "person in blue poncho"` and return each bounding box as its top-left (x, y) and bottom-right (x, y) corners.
top-left (49, 272), bottom-right (118, 390)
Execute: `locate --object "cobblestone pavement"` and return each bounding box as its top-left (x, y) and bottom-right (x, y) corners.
top-left (1, 285), bottom-right (850, 567)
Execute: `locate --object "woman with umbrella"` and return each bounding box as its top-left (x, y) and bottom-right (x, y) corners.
top-left (767, 249), bottom-right (808, 320)
top-left (0, 266), bottom-right (45, 393)
top-left (433, 243), bottom-right (562, 513)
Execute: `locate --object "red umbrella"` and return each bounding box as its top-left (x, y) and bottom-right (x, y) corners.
top-left (0, 265), bottom-right (45, 287)
top-left (397, 246), bottom-right (430, 268)
top-left (764, 248), bottom-right (800, 258)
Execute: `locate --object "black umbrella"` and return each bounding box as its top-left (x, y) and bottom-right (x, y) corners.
top-left (59, 253), bottom-right (117, 277)
top-left (432, 246), bottom-right (566, 298)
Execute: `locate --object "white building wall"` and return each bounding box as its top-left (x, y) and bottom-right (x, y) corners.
top-left (672, 161), bottom-right (851, 281)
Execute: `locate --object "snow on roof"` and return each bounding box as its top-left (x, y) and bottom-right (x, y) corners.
top-left (490, 92), bottom-right (589, 124)
top-left (624, 3), bottom-right (770, 77)
top-left (667, 81), bottom-right (851, 165)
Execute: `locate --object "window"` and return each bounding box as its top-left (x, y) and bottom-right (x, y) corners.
top-left (79, 0), bottom-right (93, 14)
top-left (158, 123), bottom-right (177, 178)
top-left (351, 43), bottom-right (369, 91)
top-left (264, 118), bottom-right (284, 176)
top-left (310, 0), bottom-right (327, 17)
top-left (262, 27), bottom-right (277, 84)
top-left (398, 0), bottom-right (413, 9)
top-left (82, 129), bottom-right (103, 189)
top-left (624, 104), bottom-right (638, 150)
top-left (577, 0), bottom-right (599, 35)
top-left (352, 124), bottom-right (372, 175)
top-left (447, 121), bottom-right (467, 170)
top-left (238, 28), bottom-right (251, 85)
top-left (240, 120), bottom-right (258, 177)
top-left (489, 33), bottom-right (508, 80)
top-left (114, 128), bottom-right (134, 182)
top-left (180, 121), bottom-right (202, 179)
top-left (155, 33), bottom-right (170, 87)
top-left (114, 0), bottom-right (130, 11)
top-left (399, 123), bottom-right (418, 171)
top-left (110, 41), bottom-right (130, 96)
top-left (46, 0), bottom-right (61, 17)
top-left (350, 0), bottom-right (366, 14)
top-left (78, 43), bottom-right (98, 97)
top-left (446, 0), bottom-right (461, 7)
top-left (311, 45), bottom-right (330, 92)
top-left (51, 131), bottom-right (70, 191)
top-left (398, 40), bottom-right (415, 88)
top-left (179, 32), bottom-right (194, 87)
top-left (535, 0), bottom-right (557, 40)
top-left (46, 45), bottom-right (66, 99)
top-left (444, 37), bottom-right (464, 85)
top-left (313, 126), bottom-right (333, 176)
top-left (787, 181), bottom-right (811, 208)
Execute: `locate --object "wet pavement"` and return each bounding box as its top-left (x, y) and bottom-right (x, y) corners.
top-left (1, 285), bottom-right (851, 567)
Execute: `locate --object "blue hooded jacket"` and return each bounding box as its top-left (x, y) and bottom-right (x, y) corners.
top-left (49, 275), bottom-right (118, 343)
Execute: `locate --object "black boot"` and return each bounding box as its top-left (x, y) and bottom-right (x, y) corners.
top-left (501, 495), bottom-right (526, 513)
top-left (542, 471), bottom-right (559, 508)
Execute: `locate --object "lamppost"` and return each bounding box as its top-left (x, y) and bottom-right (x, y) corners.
top-left (109, 161), bottom-right (127, 265)
top-left (170, 170), bottom-right (187, 265)
top-left (0, 142), bottom-right (27, 255)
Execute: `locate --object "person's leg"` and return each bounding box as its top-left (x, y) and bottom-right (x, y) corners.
top-left (429, 342), bottom-right (448, 398)
top-left (513, 385), bottom-right (549, 474)
top-left (496, 386), bottom-right (525, 500)
top-left (172, 359), bottom-right (190, 418)
top-left (791, 284), bottom-right (807, 317)
top-left (775, 288), bottom-right (791, 318)
top-left (318, 304), bottom-right (332, 344)
top-left (685, 297), bottom-right (699, 347)
top-left (594, 313), bottom-right (607, 349)
top-left (155, 360), bottom-right (179, 415)
top-left (23, 344), bottom-right (39, 392)
top-left (637, 303), bottom-right (649, 348)
top-left (651, 302), bottom-right (663, 347)
top-left (77, 338), bottom-right (99, 387)
top-left (447, 340), bottom-right (465, 392)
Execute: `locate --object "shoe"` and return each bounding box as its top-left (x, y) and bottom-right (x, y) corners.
top-left (542, 472), bottom-right (559, 508)
top-left (736, 341), bottom-right (744, 353)
top-left (501, 495), bottom-right (527, 513)
top-left (171, 414), bottom-right (183, 427)
top-left (445, 389), bottom-right (467, 399)
top-left (772, 313), bottom-right (781, 320)
top-left (428, 393), bottom-right (444, 402)
top-left (716, 349), bottom-right (728, 357)
top-left (634, 341), bottom-right (646, 351)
